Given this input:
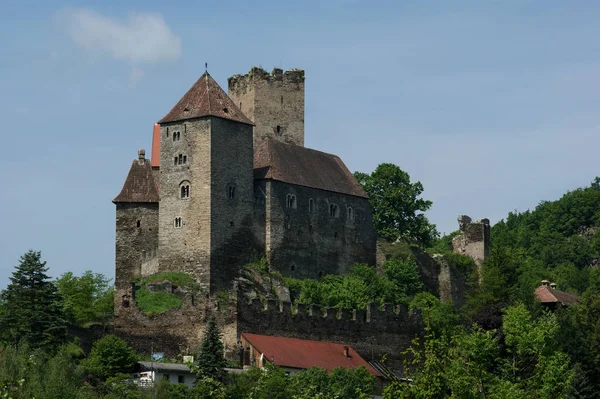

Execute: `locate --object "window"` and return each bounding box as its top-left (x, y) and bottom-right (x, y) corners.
top-left (329, 203), bottom-right (339, 218)
top-left (291, 264), bottom-right (295, 271)
top-left (136, 220), bottom-right (141, 228)
top-left (347, 207), bottom-right (354, 222)
top-left (286, 194), bottom-right (297, 209)
top-left (180, 185), bottom-right (190, 199)
top-left (276, 125), bottom-right (281, 134)
top-left (174, 154), bottom-right (187, 165)
top-left (308, 198), bottom-right (314, 213)
top-left (183, 155), bottom-right (187, 164)
top-left (122, 295), bottom-right (130, 308)
top-left (172, 131), bottom-right (181, 141)
top-left (228, 185), bottom-right (236, 200)
top-left (178, 375), bottom-right (184, 384)
top-left (174, 217), bottom-right (182, 228)
top-left (174, 157), bottom-right (178, 165)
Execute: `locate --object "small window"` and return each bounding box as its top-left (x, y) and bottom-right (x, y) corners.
top-left (276, 125), bottom-right (281, 133)
top-left (347, 207), bottom-right (354, 222)
top-left (334, 231), bottom-right (338, 239)
top-left (286, 194), bottom-right (297, 209)
top-left (174, 217), bottom-right (182, 228)
top-left (329, 204), bottom-right (339, 218)
top-left (174, 157), bottom-right (178, 165)
top-left (308, 198), bottom-right (314, 213)
top-left (122, 295), bottom-right (130, 308)
top-left (291, 264), bottom-right (295, 271)
top-left (180, 185), bottom-right (190, 199)
top-left (136, 220), bottom-right (141, 228)
top-left (280, 95), bottom-right (283, 105)
top-left (183, 155), bottom-right (187, 164)
top-left (178, 375), bottom-right (184, 384)
top-left (228, 185), bottom-right (236, 200)
top-left (178, 154), bottom-right (183, 164)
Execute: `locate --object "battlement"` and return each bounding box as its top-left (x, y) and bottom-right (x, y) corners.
top-left (228, 67), bottom-right (305, 89)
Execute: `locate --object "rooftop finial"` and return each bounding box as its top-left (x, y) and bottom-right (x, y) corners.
top-left (138, 149), bottom-right (145, 160)
top-left (205, 62), bottom-right (208, 72)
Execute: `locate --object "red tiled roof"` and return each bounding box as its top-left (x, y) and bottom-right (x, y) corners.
top-left (254, 139), bottom-right (368, 198)
top-left (241, 333), bottom-right (381, 376)
top-left (113, 156), bottom-right (159, 203)
top-left (534, 286), bottom-right (579, 306)
top-left (158, 72), bottom-right (253, 125)
top-left (151, 123), bottom-right (160, 168)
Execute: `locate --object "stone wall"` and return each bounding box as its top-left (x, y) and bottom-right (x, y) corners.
top-left (228, 67), bottom-right (305, 148)
top-left (158, 120), bottom-right (212, 290)
top-left (114, 202), bottom-right (159, 317)
top-left (236, 294), bottom-right (422, 370)
top-left (262, 180), bottom-right (376, 278)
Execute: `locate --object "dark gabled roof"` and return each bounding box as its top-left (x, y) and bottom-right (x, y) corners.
top-left (534, 286), bottom-right (579, 306)
top-left (113, 156), bottom-right (159, 203)
top-left (241, 333), bottom-right (381, 376)
top-left (158, 72), bottom-right (253, 125)
top-left (253, 139), bottom-right (368, 198)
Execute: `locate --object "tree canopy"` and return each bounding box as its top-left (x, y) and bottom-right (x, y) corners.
top-left (0, 250), bottom-right (67, 349)
top-left (55, 270), bottom-right (113, 326)
top-left (354, 163), bottom-right (438, 246)
top-left (196, 317), bottom-right (228, 382)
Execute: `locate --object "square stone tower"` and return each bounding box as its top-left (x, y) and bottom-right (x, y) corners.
top-left (228, 67), bottom-right (305, 148)
top-left (156, 72), bottom-right (256, 293)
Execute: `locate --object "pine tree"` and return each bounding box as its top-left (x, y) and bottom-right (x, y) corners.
top-left (0, 250), bottom-right (67, 349)
top-left (196, 317), bottom-right (227, 381)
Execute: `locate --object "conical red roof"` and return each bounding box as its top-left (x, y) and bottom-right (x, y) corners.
top-left (158, 72), bottom-right (253, 125)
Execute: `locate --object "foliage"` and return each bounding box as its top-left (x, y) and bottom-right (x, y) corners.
top-left (195, 317), bottom-right (227, 382)
top-left (82, 335), bottom-right (137, 380)
top-left (133, 272), bottom-right (197, 315)
top-left (55, 270), bottom-right (114, 326)
top-left (287, 260), bottom-right (422, 309)
top-left (354, 163), bottom-right (438, 246)
top-left (0, 250), bottom-right (67, 349)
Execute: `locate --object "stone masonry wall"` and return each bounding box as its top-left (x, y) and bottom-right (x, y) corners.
top-left (236, 294), bottom-right (422, 370)
top-left (158, 120), bottom-right (212, 290)
top-left (209, 117), bottom-right (261, 292)
top-left (263, 180), bottom-right (376, 279)
top-left (452, 215), bottom-right (490, 277)
top-left (114, 202), bottom-right (159, 317)
top-left (228, 67), bottom-right (305, 148)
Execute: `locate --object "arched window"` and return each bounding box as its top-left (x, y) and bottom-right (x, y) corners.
top-left (286, 194), bottom-right (297, 209)
top-left (329, 203), bottom-right (339, 218)
top-left (180, 182), bottom-right (190, 199)
top-left (347, 206), bottom-right (354, 222)
top-left (308, 198), bottom-right (314, 213)
top-left (174, 217), bottom-right (182, 228)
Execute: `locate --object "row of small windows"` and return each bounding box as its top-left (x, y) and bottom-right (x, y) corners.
top-left (285, 195), bottom-right (355, 221)
top-left (177, 183), bottom-right (237, 200)
top-left (174, 154), bottom-right (187, 165)
top-left (172, 131), bottom-right (181, 141)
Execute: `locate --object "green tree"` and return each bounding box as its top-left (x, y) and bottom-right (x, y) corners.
top-left (196, 317), bottom-right (227, 382)
top-left (0, 250), bottom-right (67, 349)
top-left (55, 270), bottom-right (114, 326)
top-left (354, 163), bottom-right (438, 245)
top-left (82, 335), bottom-right (137, 381)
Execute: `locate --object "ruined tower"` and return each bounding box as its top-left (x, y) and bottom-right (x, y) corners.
top-left (228, 67), bottom-right (305, 148)
top-left (156, 72), bottom-right (256, 293)
top-left (452, 215), bottom-right (490, 279)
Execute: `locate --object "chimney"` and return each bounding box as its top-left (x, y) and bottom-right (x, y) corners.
top-left (550, 282), bottom-right (557, 289)
top-left (541, 280), bottom-right (549, 287)
top-left (138, 149), bottom-right (146, 161)
top-left (343, 346), bottom-right (349, 358)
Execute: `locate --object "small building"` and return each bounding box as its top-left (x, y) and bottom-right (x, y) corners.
top-left (240, 333), bottom-right (383, 391)
top-left (534, 280), bottom-right (579, 309)
top-left (136, 362), bottom-right (196, 388)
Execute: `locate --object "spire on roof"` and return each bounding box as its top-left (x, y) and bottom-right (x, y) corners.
top-left (158, 72), bottom-right (253, 125)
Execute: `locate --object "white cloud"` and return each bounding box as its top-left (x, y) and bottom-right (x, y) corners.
top-left (59, 8), bottom-right (181, 65)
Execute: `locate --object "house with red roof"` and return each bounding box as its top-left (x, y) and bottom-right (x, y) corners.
top-left (534, 280), bottom-right (579, 309)
top-left (240, 333), bottom-right (384, 392)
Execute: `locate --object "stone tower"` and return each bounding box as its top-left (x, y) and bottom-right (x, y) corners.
top-left (228, 67), bottom-right (305, 148)
top-left (156, 72), bottom-right (257, 293)
top-left (112, 149), bottom-right (160, 314)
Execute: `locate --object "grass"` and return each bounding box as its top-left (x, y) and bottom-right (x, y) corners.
top-left (134, 272), bottom-right (196, 316)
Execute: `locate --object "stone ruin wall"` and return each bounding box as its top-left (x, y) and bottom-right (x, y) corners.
top-left (452, 215), bottom-right (490, 279)
top-left (113, 286), bottom-right (422, 372)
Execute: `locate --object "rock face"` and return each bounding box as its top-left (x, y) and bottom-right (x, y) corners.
top-left (452, 215), bottom-right (490, 278)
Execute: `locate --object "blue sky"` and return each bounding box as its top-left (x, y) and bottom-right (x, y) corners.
top-left (1, 0), bottom-right (599, 285)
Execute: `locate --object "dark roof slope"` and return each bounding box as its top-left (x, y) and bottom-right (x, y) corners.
top-left (241, 333), bottom-right (381, 376)
top-left (534, 286), bottom-right (579, 306)
top-left (113, 156), bottom-right (159, 203)
top-left (158, 72), bottom-right (253, 125)
top-left (254, 139), bottom-right (368, 198)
